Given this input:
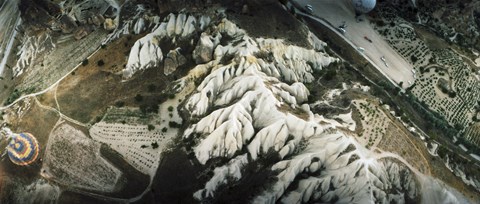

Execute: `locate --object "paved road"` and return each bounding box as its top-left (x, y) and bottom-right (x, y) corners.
top-left (0, 0), bottom-right (20, 77)
top-left (294, 0), bottom-right (415, 88)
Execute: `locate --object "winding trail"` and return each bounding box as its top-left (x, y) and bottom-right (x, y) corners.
top-left (34, 97), bottom-right (87, 127)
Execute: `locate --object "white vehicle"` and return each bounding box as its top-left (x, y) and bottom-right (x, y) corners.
top-left (357, 47), bottom-right (365, 52)
top-left (411, 69), bottom-right (416, 74)
top-left (337, 27), bottom-right (346, 34)
top-left (380, 56), bottom-right (386, 62)
top-left (305, 5), bottom-right (313, 14)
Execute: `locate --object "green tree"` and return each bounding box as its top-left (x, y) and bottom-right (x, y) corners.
top-left (151, 142), bottom-right (159, 149)
top-left (148, 124), bottom-right (155, 131)
top-left (135, 94), bottom-right (143, 102)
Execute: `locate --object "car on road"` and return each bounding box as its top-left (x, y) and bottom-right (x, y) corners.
top-left (305, 4), bottom-right (313, 14)
top-left (380, 56), bottom-right (388, 67)
top-left (357, 47), bottom-right (365, 52)
top-left (364, 36), bottom-right (372, 43)
top-left (337, 27), bottom-right (346, 34)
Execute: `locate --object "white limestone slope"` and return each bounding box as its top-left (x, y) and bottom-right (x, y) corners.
top-left (178, 18), bottom-right (471, 203)
top-left (124, 33), bottom-right (163, 78)
top-left (15, 34), bottom-right (55, 76)
top-left (123, 13), bottom-right (209, 78)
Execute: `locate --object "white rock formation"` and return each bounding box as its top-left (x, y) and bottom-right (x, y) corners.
top-left (123, 13), bottom-right (210, 78)
top-left (133, 18), bottom-right (146, 34)
top-left (124, 33), bottom-right (163, 78)
top-left (194, 154), bottom-right (249, 200)
top-left (163, 48), bottom-right (186, 75)
top-left (193, 33), bottom-right (215, 64)
top-left (307, 31), bottom-right (327, 51)
top-left (178, 18), bottom-right (471, 203)
top-left (15, 34), bottom-right (54, 76)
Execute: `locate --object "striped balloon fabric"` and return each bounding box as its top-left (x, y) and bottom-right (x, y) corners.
top-left (6, 133), bottom-right (40, 166)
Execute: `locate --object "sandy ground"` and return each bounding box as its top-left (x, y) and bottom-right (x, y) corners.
top-left (43, 121), bottom-right (122, 192)
top-left (295, 0), bottom-right (415, 88)
top-left (352, 99), bottom-right (388, 149)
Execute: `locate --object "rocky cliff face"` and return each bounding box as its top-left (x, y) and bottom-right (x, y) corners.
top-left (161, 15), bottom-right (469, 203)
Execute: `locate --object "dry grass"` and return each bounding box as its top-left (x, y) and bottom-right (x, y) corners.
top-left (36, 87), bottom-right (58, 109)
top-left (227, 2), bottom-right (311, 48)
top-left (378, 111), bottom-right (480, 201)
top-left (378, 123), bottom-right (430, 174)
top-left (277, 104), bottom-right (309, 120)
top-left (2, 100), bottom-right (59, 180)
top-left (52, 34), bottom-right (172, 124)
top-left (414, 25), bottom-right (449, 50)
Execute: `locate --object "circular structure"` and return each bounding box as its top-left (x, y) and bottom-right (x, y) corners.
top-left (6, 133), bottom-right (40, 166)
top-left (351, 0), bottom-right (376, 14)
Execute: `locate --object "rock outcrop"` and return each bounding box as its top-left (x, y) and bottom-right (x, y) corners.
top-left (124, 34), bottom-right (163, 78)
top-left (176, 18), bottom-right (470, 204)
top-left (103, 18), bottom-right (116, 31)
top-left (123, 13), bottom-right (211, 78)
top-left (192, 33), bottom-right (215, 64)
top-left (164, 48), bottom-right (186, 75)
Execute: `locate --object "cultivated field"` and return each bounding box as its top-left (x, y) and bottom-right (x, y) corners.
top-left (43, 122), bottom-right (122, 192)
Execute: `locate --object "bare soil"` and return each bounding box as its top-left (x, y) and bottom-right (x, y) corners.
top-left (227, 2), bottom-right (311, 48)
top-left (53, 34), bottom-right (171, 124)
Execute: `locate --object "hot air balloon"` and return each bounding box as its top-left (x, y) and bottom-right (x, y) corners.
top-left (352, 0), bottom-right (376, 14)
top-left (6, 132), bottom-right (40, 166)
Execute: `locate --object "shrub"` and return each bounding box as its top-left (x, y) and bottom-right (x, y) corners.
top-left (97, 59), bottom-right (105, 66)
top-left (148, 84), bottom-right (156, 92)
top-left (115, 101), bottom-right (125, 107)
top-left (168, 106), bottom-right (174, 112)
top-left (82, 59), bottom-right (89, 66)
top-left (161, 127), bottom-right (168, 133)
top-left (135, 94), bottom-right (143, 102)
top-left (148, 124), bottom-right (155, 131)
top-left (376, 20), bottom-right (385, 27)
top-left (169, 121), bottom-right (181, 128)
top-left (150, 104), bottom-right (159, 114)
top-left (323, 69), bottom-right (337, 81)
top-left (140, 104), bottom-right (148, 114)
top-left (151, 142), bottom-right (159, 149)
top-left (5, 89), bottom-right (21, 105)
top-left (448, 91), bottom-right (456, 98)
top-left (410, 55), bottom-right (418, 63)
